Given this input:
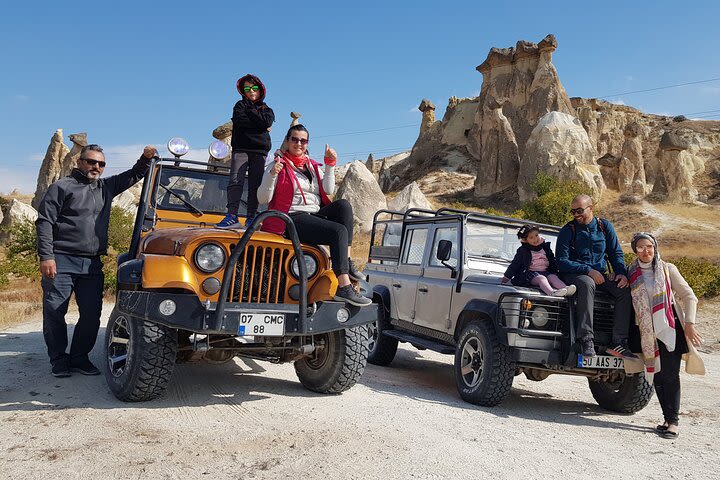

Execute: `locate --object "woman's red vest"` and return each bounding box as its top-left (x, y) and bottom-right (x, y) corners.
top-left (261, 158), bottom-right (332, 235)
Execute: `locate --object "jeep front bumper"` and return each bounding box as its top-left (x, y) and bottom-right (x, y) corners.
top-left (115, 290), bottom-right (379, 335)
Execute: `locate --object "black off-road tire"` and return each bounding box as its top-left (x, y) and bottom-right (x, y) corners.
top-left (454, 320), bottom-right (514, 407)
top-left (104, 308), bottom-right (178, 402)
top-left (367, 303), bottom-right (398, 366)
top-left (294, 326), bottom-right (369, 394)
top-left (588, 373), bottom-right (654, 413)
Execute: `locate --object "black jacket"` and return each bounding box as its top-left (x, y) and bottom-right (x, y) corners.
top-left (504, 242), bottom-right (558, 286)
top-left (35, 157), bottom-right (150, 260)
top-left (231, 74), bottom-right (275, 154)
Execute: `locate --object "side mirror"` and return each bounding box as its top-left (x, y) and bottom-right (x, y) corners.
top-left (437, 240), bottom-right (452, 261)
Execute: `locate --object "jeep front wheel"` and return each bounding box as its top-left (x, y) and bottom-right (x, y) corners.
top-left (367, 305), bottom-right (398, 366)
top-left (104, 308), bottom-right (178, 402)
top-left (588, 373), bottom-right (653, 413)
top-left (454, 320), bottom-right (514, 407)
top-left (294, 326), bottom-right (369, 394)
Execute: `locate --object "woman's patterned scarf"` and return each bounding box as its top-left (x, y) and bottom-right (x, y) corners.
top-left (628, 258), bottom-right (676, 384)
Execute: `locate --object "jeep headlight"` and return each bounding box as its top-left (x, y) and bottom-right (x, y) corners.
top-left (194, 243), bottom-right (226, 273)
top-left (290, 253), bottom-right (318, 279)
top-left (531, 306), bottom-right (549, 328)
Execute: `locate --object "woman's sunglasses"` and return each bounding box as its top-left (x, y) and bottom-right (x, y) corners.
top-left (289, 136), bottom-right (309, 145)
top-left (81, 158), bottom-right (106, 168)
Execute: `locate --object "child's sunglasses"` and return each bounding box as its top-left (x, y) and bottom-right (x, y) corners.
top-left (243, 85), bottom-right (260, 93)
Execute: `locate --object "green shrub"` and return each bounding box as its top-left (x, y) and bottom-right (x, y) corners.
top-left (667, 257), bottom-right (720, 299)
top-left (517, 174), bottom-right (586, 227)
top-left (0, 207), bottom-right (134, 293)
top-left (0, 220), bottom-right (40, 286)
top-left (108, 206), bottom-right (134, 253)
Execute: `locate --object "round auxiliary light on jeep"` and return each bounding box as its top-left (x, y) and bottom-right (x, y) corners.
top-left (167, 137), bottom-right (190, 157)
top-left (208, 140), bottom-right (230, 160)
top-left (290, 253), bottom-right (318, 279)
top-left (202, 277), bottom-right (221, 295)
top-left (194, 243), bottom-right (226, 273)
top-left (159, 299), bottom-right (176, 316)
top-left (531, 306), bottom-right (549, 328)
top-left (337, 307), bottom-right (349, 323)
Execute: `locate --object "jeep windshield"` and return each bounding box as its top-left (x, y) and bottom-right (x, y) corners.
top-left (465, 220), bottom-right (559, 264)
top-left (154, 165), bottom-right (247, 215)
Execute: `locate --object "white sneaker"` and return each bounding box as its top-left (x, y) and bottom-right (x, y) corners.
top-left (565, 284), bottom-right (577, 296)
top-left (552, 287), bottom-right (568, 297)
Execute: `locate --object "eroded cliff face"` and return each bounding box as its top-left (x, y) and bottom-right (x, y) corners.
top-left (573, 98), bottom-right (720, 202)
top-left (380, 34), bottom-right (720, 205)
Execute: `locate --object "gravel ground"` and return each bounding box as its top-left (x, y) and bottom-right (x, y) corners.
top-left (1, 305), bottom-right (718, 480)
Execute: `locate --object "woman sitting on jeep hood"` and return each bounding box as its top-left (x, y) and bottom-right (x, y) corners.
top-left (257, 124), bottom-right (370, 307)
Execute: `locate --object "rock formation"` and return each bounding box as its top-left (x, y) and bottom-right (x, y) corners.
top-left (474, 98), bottom-right (519, 197)
top-left (518, 112), bottom-right (605, 201)
top-left (59, 132), bottom-right (87, 178)
top-left (656, 130), bottom-right (701, 203)
top-left (211, 121), bottom-right (233, 166)
top-left (335, 161), bottom-right (387, 233)
top-left (290, 112), bottom-right (302, 126)
top-left (418, 99), bottom-right (436, 134)
top-left (32, 129), bottom-right (69, 209)
top-left (387, 182), bottom-right (434, 212)
top-left (618, 122), bottom-right (647, 199)
top-left (0, 199), bottom-right (38, 242)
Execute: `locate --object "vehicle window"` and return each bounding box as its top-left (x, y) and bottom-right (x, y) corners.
top-left (155, 166), bottom-right (246, 215)
top-left (401, 227), bottom-right (428, 265)
top-left (382, 221), bottom-right (402, 247)
top-left (429, 226), bottom-right (458, 268)
top-left (465, 221), bottom-right (558, 261)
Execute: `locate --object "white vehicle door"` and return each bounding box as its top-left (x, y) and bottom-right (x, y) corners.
top-left (390, 225), bottom-right (428, 322)
top-left (413, 224), bottom-right (459, 332)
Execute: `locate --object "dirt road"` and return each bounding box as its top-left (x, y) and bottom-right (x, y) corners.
top-left (1, 306), bottom-right (718, 479)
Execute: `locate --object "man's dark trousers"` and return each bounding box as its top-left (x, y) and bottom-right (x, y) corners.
top-left (560, 273), bottom-right (632, 343)
top-left (42, 255), bottom-right (104, 366)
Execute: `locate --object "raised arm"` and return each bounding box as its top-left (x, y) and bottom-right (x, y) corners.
top-left (104, 146), bottom-right (156, 196)
top-left (257, 159), bottom-right (282, 205)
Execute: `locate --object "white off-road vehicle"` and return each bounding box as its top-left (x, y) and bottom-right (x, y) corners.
top-left (364, 207), bottom-right (652, 412)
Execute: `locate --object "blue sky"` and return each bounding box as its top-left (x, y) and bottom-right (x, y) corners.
top-left (1, 1), bottom-right (719, 193)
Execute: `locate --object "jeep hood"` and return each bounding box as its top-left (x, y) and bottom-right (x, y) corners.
top-left (141, 227), bottom-right (289, 256)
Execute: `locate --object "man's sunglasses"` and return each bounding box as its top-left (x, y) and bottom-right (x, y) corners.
top-left (289, 136), bottom-right (309, 145)
top-left (81, 158), bottom-right (106, 168)
top-left (569, 206), bottom-right (590, 215)
top-left (243, 85), bottom-right (260, 93)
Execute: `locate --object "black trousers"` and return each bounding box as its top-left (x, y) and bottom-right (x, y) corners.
top-left (290, 199), bottom-right (353, 276)
top-left (560, 273), bottom-right (632, 343)
top-left (227, 151), bottom-right (266, 216)
top-left (42, 270), bottom-right (104, 366)
top-left (655, 321), bottom-right (688, 426)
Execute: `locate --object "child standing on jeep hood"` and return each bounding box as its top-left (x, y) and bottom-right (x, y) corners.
top-left (216, 73), bottom-right (275, 228)
top-left (502, 224), bottom-right (577, 297)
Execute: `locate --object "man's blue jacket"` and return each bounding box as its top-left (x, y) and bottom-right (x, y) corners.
top-left (554, 217), bottom-right (627, 276)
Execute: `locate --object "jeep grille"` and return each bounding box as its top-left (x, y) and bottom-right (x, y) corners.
top-left (227, 244), bottom-right (290, 303)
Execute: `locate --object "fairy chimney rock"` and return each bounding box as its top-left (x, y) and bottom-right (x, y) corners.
top-left (32, 129), bottom-right (69, 209)
top-left (59, 132), bottom-right (87, 178)
top-left (419, 99), bottom-right (436, 134)
top-left (290, 112), bottom-right (302, 126)
top-left (213, 122), bottom-right (233, 140)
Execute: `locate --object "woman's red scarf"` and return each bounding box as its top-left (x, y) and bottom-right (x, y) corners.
top-left (284, 152), bottom-right (308, 169)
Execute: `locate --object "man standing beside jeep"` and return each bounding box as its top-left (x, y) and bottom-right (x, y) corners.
top-left (555, 194), bottom-right (637, 360)
top-left (35, 144), bottom-right (157, 377)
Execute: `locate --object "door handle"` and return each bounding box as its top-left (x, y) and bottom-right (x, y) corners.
top-left (392, 283), bottom-right (401, 288)
top-left (418, 287), bottom-right (428, 293)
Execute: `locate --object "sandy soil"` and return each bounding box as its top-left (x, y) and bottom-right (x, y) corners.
top-left (1, 305), bottom-right (719, 480)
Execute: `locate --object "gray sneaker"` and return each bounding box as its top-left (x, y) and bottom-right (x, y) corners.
top-left (580, 337), bottom-right (596, 357)
top-left (334, 285), bottom-right (372, 307)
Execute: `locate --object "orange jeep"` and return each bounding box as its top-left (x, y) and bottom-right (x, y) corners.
top-left (104, 139), bottom-right (376, 401)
